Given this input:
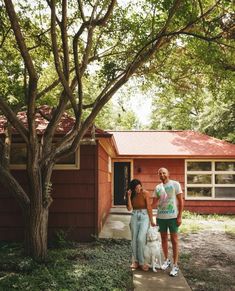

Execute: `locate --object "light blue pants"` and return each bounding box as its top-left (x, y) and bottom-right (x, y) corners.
top-left (130, 209), bottom-right (149, 265)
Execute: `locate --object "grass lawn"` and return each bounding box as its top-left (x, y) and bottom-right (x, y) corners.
top-left (0, 238), bottom-right (133, 291)
top-left (0, 212), bottom-right (234, 291)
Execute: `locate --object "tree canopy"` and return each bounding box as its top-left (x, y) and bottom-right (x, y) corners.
top-left (0, 0), bottom-right (234, 260)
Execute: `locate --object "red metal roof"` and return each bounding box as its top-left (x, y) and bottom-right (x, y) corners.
top-left (109, 130), bottom-right (235, 157)
top-left (0, 105), bottom-right (111, 137)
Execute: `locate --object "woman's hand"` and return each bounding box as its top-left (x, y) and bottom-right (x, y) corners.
top-left (126, 189), bottom-right (133, 211)
top-left (127, 189), bottom-right (132, 197)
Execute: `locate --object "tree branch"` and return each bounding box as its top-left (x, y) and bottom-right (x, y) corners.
top-left (0, 97), bottom-right (28, 143)
top-left (61, 0), bottom-right (70, 79)
top-left (50, 0), bottom-right (78, 115)
top-left (0, 164), bottom-right (30, 210)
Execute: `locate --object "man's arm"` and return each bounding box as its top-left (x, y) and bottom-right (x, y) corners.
top-left (151, 196), bottom-right (159, 209)
top-left (176, 193), bottom-right (184, 226)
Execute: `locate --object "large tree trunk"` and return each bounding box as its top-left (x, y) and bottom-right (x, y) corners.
top-left (24, 159), bottom-right (53, 261)
top-left (24, 205), bottom-right (49, 261)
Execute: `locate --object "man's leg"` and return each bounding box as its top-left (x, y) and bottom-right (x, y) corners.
top-left (170, 233), bottom-right (178, 265)
top-left (160, 232), bottom-right (168, 260)
top-left (169, 219), bottom-right (180, 276)
top-left (169, 218), bottom-right (179, 265)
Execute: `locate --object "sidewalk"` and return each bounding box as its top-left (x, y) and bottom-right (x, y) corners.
top-left (99, 208), bottom-right (191, 291)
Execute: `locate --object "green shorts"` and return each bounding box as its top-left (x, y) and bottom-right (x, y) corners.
top-left (157, 218), bottom-right (179, 233)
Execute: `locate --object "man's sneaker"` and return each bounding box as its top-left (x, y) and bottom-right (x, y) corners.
top-left (161, 259), bottom-right (171, 270)
top-left (170, 265), bottom-right (179, 277)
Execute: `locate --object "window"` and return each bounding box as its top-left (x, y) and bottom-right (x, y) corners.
top-left (10, 143), bottom-right (80, 169)
top-left (186, 160), bottom-right (235, 200)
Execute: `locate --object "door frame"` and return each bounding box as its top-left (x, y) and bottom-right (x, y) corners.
top-left (112, 159), bottom-right (133, 206)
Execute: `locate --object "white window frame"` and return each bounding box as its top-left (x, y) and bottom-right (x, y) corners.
top-left (9, 143), bottom-right (80, 170)
top-left (185, 159), bottom-right (235, 200)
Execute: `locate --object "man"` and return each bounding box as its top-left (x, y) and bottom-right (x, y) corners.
top-left (152, 167), bottom-right (184, 277)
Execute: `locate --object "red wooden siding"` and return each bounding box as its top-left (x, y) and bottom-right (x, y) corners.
top-left (126, 158), bottom-right (235, 214)
top-left (132, 159), bottom-right (185, 193)
top-left (184, 200), bottom-right (235, 214)
top-left (97, 143), bottom-right (112, 234)
top-left (49, 145), bottom-right (97, 241)
top-left (0, 144), bottom-right (99, 242)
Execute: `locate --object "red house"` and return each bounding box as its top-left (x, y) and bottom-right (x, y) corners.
top-left (0, 109), bottom-right (235, 242)
top-left (110, 131), bottom-right (235, 215)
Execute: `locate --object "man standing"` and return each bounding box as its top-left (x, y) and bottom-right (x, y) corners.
top-left (152, 167), bottom-right (184, 277)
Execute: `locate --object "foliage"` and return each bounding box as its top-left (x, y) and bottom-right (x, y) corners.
top-left (0, 0), bottom-right (234, 260)
top-left (0, 239), bottom-right (133, 291)
top-left (148, 32), bottom-right (235, 142)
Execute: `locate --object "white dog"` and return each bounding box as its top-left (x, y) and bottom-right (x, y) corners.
top-left (144, 226), bottom-right (162, 272)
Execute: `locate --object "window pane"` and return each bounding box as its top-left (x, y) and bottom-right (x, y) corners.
top-left (10, 144), bottom-right (27, 164)
top-left (187, 187), bottom-right (212, 198)
top-left (215, 162), bottom-right (235, 171)
top-left (215, 174), bottom-right (235, 184)
top-left (187, 174), bottom-right (211, 184)
top-left (187, 162), bottom-right (211, 171)
top-left (57, 153), bottom-right (75, 164)
top-left (215, 187), bottom-right (235, 199)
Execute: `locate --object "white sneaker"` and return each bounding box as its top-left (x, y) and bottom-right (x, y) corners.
top-left (161, 259), bottom-right (171, 270)
top-left (170, 265), bottom-right (179, 276)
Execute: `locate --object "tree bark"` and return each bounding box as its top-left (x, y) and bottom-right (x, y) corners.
top-left (24, 205), bottom-right (49, 261)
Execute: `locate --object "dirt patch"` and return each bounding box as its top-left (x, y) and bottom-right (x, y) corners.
top-left (179, 220), bottom-right (235, 291)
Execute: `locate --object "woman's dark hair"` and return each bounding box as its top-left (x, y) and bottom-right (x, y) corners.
top-left (125, 179), bottom-right (142, 205)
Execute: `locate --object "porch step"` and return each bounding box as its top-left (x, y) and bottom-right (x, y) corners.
top-left (110, 207), bottom-right (131, 215)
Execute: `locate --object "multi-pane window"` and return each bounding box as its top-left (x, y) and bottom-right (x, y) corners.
top-left (10, 143), bottom-right (80, 169)
top-left (186, 161), bottom-right (235, 199)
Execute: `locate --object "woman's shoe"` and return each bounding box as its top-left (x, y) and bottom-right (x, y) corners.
top-left (139, 264), bottom-right (149, 271)
top-left (130, 262), bottom-right (139, 269)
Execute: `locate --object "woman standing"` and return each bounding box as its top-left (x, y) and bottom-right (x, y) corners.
top-left (126, 179), bottom-right (155, 271)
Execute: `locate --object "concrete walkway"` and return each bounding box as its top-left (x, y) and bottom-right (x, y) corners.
top-left (99, 208), bottom-right (191, 291)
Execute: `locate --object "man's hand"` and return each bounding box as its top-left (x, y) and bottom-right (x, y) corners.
top-left (150, 221), bottom-right (156, 227)
top-left (176, 216), bottom-right (182, 226)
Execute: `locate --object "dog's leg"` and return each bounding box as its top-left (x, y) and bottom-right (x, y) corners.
top-left (152, 256), bottom-right (157, 272)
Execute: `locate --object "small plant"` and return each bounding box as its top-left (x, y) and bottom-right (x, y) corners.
top-left (182, 210), bottom-right (201, 220)
top-left (52, 230), bottom-right (71, 248)
top-left (224, 224), bottom-right (235, 238)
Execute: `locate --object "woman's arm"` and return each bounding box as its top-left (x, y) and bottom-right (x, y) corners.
top-left (126, 189), bottom-right (133, 211)
top-left (145, 190), bottom-right (156, 226)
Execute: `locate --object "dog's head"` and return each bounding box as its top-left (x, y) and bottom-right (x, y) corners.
top-left (146, 226), bottom-right (160, 242)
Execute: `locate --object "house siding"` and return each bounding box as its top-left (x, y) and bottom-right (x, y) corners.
top-left (97, 143), bottom-right (112, 234)
top-left (0, 144), bottom-right (98, 242)
top-left (121, 158), bottom-right (235, 214)
top-left (132, 158), bottom-right (185, 193)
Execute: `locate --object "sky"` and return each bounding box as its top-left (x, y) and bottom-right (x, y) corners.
top-left (113, 80), bottom-right (153, 127)
top-left (127, 94), bottom-right (152, 126)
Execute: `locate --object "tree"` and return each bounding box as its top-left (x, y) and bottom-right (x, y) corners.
top-left (148, 8), bottom-right (235, 141)
top-left (0, 0), bottom-right (233, 260)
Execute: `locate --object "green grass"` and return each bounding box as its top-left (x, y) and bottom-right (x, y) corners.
top-left (180, 211), bottom-right (235, 234)
top-left (0, 239), bottom-right (133, 291)
top-left (224, 224), bottom-right (235, 237)
top-left (182, 210), bottom-right (235, 222)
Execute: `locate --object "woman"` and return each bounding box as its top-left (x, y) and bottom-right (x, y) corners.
top-left (126, 179), bottom-right (155, 271)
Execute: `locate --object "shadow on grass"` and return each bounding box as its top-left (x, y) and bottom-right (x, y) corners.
top-left (0, 239), bottom-right (133, 291)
